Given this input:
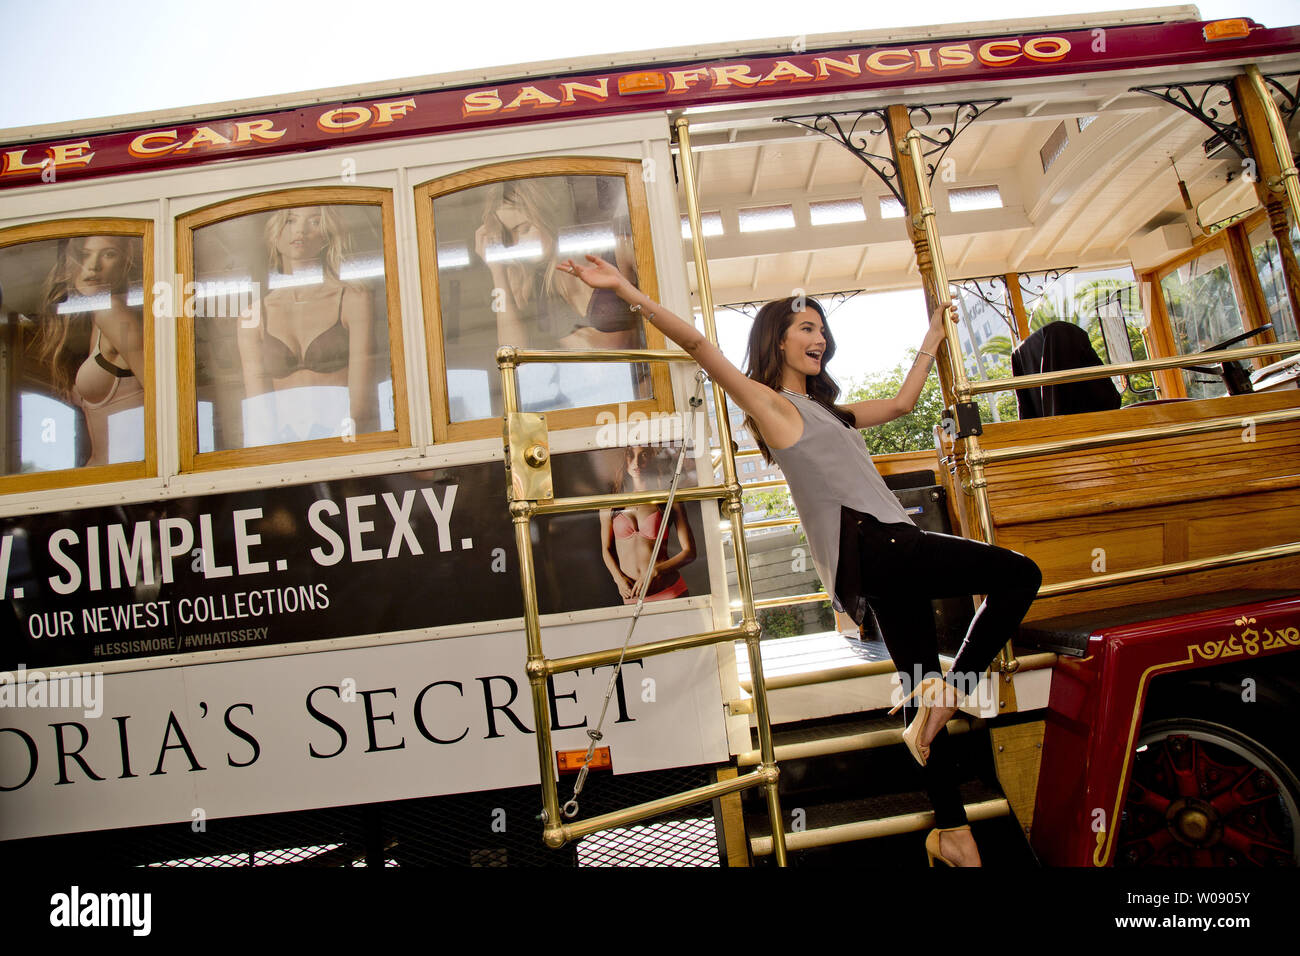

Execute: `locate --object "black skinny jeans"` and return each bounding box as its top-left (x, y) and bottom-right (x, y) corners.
top-left (853, 513), bottom-right (1042, 829)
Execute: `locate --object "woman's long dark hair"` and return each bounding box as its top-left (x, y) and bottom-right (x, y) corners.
top-left (742, 295), bottom-right (854, 464)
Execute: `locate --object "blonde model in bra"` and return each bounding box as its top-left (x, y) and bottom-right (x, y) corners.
top-left (237, 206), bottom-right (375, 442)
top-left (475, 178), bottom-right (641, 354)
top-left (35, 235), bottom-right (145, 467)
top-left (599, 444), bottom-right (697, 604)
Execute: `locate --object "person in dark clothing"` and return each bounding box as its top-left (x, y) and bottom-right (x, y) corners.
top-left (1011, 320), bottom-right (1122, 418)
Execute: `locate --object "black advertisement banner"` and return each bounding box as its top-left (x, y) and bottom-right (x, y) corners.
top-left (0, 444), bottom-right (708, 669)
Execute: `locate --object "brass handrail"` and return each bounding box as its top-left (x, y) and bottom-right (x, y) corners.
top-left (966, 341), bottom-right (1300, 396)
top-left (554, 768), bottom-right (777, 845)
top-left (499, 346), bottom-right (696, 364)
top-left (540, 625), bottom-right (746, 675)
top-left (524, 484), bottom-right (732, 517)
top-left (973, 405), bottom-right (1300, 465)
top-left (1037, 540), bottom-right (1300, 598)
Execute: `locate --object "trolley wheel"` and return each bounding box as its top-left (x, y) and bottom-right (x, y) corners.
top-left (1116, 716), bottom-right (1300, 867)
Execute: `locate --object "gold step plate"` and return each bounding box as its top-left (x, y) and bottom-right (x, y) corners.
top-left (504, 412), bottom-right (553, 501)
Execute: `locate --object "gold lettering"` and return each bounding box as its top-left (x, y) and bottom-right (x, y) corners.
top-left (865, 49), bottom-right (913, 74)
top-left (812, 54), bottom-right (861, 80)
top-left (1023, 36), bottom-right (1071, 61)
top-left (233, 119), bottom-right (287, 144)
top-left (760, 60), bottom-right (815, 84)
top-left (710, 65), bottom-right (761, 88)
top-left (128, 130), bottom-right (180, 158)
top-left (668, 69), bottom-right (709, 92)
top-left (371, 98), bottom-right (417, 126)
top-left (560, 79), bottom-right (609, 103)
top-left (462, 89), bottom-right (503, 116)
top-left (503, 86), bottom-right (562, 111)
top-left (317, 106), bottom-right (373, 131)
top-left (0, 149), bottom-right (46, 176)
top-left (175, 126), bottom-right (232, 153)
top-left (938, 43), bottom-right (974, 68)
top-left (48, 141), bottom-right (95, 168)
top-left (978, 39), bottom-right (1022, 66)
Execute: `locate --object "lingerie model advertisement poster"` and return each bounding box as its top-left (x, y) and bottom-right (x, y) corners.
top-left (0, 231), bottom-right (148, 477)
top-left (0, 443), bottom-right (709, 670)
top-left (432, 172), bottom-right (653, 422)
top-left (190, 203), bottom-right (398, 452)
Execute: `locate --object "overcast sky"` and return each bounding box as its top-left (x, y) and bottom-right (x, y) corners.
top-left (2, 0), bottom-right (1297, 131)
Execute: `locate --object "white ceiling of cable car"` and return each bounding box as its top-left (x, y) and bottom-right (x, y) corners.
top-left (676, 84), bottom-right (1267, 307)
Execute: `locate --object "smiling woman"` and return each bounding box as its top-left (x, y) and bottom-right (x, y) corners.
top-left (559, 257), bottom-right (1042, 867)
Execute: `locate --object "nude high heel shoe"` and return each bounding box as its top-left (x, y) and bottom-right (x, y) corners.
top-left (925, 824), bottom-right (971, 867)
top-left (887, 676), bottom-right (958, 767)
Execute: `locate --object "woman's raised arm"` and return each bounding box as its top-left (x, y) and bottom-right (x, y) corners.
top-left (558, 254), bottom-right (786, 431)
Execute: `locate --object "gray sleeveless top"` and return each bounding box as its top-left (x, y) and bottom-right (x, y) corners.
top-left (767, 389), bottom-right (914, 617)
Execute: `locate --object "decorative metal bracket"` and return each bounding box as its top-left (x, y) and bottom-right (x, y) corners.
top-left (950, 268), bottom-right (1076, 339)
top-left (952, 275), bottom-right (1014, 333)
top-left (777, 100), bottom-right (1008, 203)
top-left (1018, 267), bottom-right (1076, 312)
top-left (1130, 80), bottom-right (1251, 162)
top-left (777, 108), bottom-right (900, 202)
top-left (1262, 71), bottom-right (1300, 133)
top-left (721, 288), bottom-right (862, 319)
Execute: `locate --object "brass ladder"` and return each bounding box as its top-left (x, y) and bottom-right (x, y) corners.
top-left (495, 344), bottom-right (786, 864)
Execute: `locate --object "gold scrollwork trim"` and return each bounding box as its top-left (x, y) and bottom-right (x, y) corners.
top-left (1189, 616), bottom-right (1300, 662)
top-left (1093, 611), bottom-right (1300, 867)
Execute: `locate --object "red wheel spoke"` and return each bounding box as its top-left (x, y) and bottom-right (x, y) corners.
top-left (1221, 824), bottom-right (1287, 863)
top-left (1171, 739), bottom-right (1202, 798)
top-left (1210, 766), bottom-right (1275, 815)
top-left (1131, 785), bottom-right (1172, 815)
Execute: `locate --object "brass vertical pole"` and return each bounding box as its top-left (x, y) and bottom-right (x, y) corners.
top-left (1236, 69), bottom-right (1300, 340)
top-left (499, 349), bottom-right (565, 846)
top-left (676, 116), bottom-right (787, 866)
top-left (1245, 67), bottom-right (1300, 223)
top-left (887, 115), bottom-right (996, 547)
top-left (887, 109), bottom-right (1020, 692)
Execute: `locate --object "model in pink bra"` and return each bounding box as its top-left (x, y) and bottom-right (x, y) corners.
top-left (236, 206), bottom-right (375, 446)
top-left (611, 506), bottom-right (667, 540)
top-left (599, 445), bottom-right (696, 604)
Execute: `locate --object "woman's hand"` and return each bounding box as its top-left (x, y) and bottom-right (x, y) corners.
top-left (558, 254), bottom-right (630, 294)
top-left (929, 299), bottom-right (958, 334)
top-left (923, 299), bottom-right (958, 351)
top-left (475, 212), bottom-right (511, 281)
top-left (615, 572), bottom-right (638, 601)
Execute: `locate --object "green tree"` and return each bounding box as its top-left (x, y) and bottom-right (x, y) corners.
top-left (841, 352), bottom-right (947, 455)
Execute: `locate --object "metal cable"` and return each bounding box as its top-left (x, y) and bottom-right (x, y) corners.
top-left (561, 371), bottom-right (709, 819)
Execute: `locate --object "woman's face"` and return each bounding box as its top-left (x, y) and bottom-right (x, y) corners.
top-left (624, 446), bottom-right (658, 480)
top-left (276, 207), bottom-right (326, 265)
top-left (779, 308), bottom-right (827, 377)
top-left (72, 236), bottom-right (129, 297)
top-left (494, 201), bottom-right (544, 256)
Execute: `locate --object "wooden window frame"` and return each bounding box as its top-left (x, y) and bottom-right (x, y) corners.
top-left (414, 157), bottom-right (674, 443)
top-left (0, 218), bottom-right (156, 495)
top-left (174, 186), bottom-right (410, 472)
